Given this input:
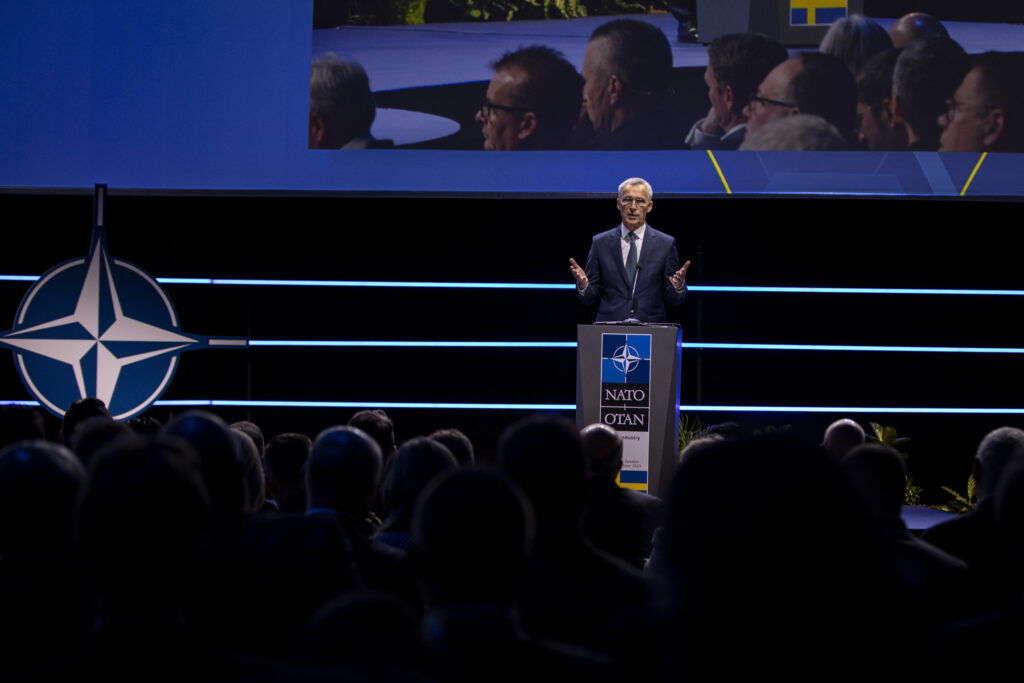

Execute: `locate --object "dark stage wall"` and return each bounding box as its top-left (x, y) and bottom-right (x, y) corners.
top-left (2, 192), bottom-right (1022, 498)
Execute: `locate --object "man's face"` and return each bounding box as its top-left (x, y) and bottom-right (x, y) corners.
top-left (939, 68), bottom-right (993, 153)
top-left (476, 68), bottom-right (528, 151)
top-left (582, 39), bottom-right (614, 135)
top-left (744, 58), bottom-right (801, 135)
top-left (617, 183), bottom-right (652, 231)
top-left (856, 101), bottom-right (887, 150)
top-left (705, 65), bottom-right (730, 124)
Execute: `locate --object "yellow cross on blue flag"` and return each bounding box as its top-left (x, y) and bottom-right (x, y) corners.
top-left (790, 0), bottom-right (848, 26)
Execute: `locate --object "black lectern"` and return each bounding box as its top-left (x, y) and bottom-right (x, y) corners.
top-left (576, 323), bottom-right (682, 501)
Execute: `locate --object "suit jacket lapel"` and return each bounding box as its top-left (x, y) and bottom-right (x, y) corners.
top-left (608, 227), bottom-right (629, 289)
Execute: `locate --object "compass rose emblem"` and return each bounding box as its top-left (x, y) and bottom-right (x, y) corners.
top-left (611, 343), bottom-right (641, 375)
top-left (1, 226), bottom-right (246, 419)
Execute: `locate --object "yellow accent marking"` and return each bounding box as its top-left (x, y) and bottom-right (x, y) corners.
top-left (960, 152), bottom-right (988, 196)
top-left (707, 150), bottom-right (732, 194)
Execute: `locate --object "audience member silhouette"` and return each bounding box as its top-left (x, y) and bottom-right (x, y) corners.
top-left (888, 12), bottom-right (950, 49)
top-left (499, 415), bottom-right (648, 654)
top-left (821, 417), bottom-right (866, 461)
top-left (264, 432), bottom-right (312, 513)
top-left (309, 53), bottom-right (391, 149)
top-left (59, 397), bottom-right (111, 448)
top-left (579, 423), bottom-right (664, 568)
top-left (429, 428), bottom-right (475, 468)
top-left (0, 405), bottom-right (46, 449)
top-left (376, 436), bottom-right (458, 552)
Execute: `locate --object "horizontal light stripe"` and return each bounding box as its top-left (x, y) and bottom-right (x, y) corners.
top-left (247, 340), bottom-right (1024, 354)
top-left (4, 399), bottom-right (1024, 414)
top-left (4, 275), bottom-right (1024, 296)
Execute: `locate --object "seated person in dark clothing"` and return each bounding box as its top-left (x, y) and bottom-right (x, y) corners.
top-left (891, 36), bottom-right (968, 150)
top-left (580, 423), bottom-right (664, 569)
top-left (686, 32), bottom-right (787, 150)
top-left (309, 53), bottom-right (393, 149)
top-left (581, 19), bottom-right (684, 150)
top-left (499, 415), bottom-right (649, 654)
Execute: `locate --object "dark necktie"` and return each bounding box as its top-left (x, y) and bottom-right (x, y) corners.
top-left (625, 231), bottom-right (638, 288)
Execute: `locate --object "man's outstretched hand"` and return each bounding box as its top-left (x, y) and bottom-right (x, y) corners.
top-left (569, 258), bottom-right (588, 290)
top-left (670, 260), bottom-right (691, 290)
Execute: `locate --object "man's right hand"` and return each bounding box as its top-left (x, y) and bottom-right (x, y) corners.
top-left (569, 258), bottom-right (588, 290)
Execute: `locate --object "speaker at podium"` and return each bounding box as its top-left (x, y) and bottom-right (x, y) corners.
top-left (696, 0), bottom-right (865, 46)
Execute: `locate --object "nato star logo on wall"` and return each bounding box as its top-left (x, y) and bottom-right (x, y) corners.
top-left (1, 226), bottom-right (246, 419)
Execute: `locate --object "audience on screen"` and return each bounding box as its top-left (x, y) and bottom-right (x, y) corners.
top-left (686, 32), bottom-right (788, 150)
top-left (891, 36), bottom-right (969, 151)
top-left (476, 45), bottom-right (582, 151)
top-left (309, 53), bottom-right (393, 149)
top-left (819, 14), bottom-right (893, 77)
top-left (888, 12), bottom-right (950, 49)
top-left (939, 51), bottom-right (1024, 153)
top-left (855, 48), bottom-right (908, 151)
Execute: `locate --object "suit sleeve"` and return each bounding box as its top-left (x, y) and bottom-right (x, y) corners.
top-left (662, 237), bottom-right (686, 307)
top-left (578, 236), bottom-right (603, 306)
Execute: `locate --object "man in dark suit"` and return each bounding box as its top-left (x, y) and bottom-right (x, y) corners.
top-left (570, 177), bottom-right (689, 322)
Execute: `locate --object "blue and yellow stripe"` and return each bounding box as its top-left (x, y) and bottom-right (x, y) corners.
top-left (790, 0), bottom-right (847, 26)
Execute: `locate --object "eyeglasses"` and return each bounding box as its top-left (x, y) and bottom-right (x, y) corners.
top-left (748, 94), bottom-right (797, 111)
top-left (943, 98), bottom-right (993, 123)
top-left (619, 196), bottom-right (649, 207)
top-left (478, 98), bottom-right (530, 118)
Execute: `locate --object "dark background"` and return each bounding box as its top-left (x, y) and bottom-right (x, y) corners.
top-left (3, 191), bottom-right (1023, 503)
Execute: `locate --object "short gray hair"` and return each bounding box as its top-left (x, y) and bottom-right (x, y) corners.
top-left (310, 53), bottom-right (375, 144)
top-left (618, 177), bottom-right (652, 199)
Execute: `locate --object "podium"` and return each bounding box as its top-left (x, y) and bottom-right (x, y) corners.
top-left (576, 323), bottom-right (682, 501)
top-left (696, 0), bottom-right (865, 46)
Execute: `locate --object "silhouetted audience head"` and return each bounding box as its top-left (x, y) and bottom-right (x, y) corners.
top-left (822, 418), bottom-right (866, 460)
top-left (233, 429), bottom-right (266, 513)
top-left (746, 51), bottom-right (856, 144)
top-left (973, 426), bottom-right (1024, 498)
top-left (841, 443), bottom-right (907, 519)
top-left (939, 51), bottom-right (1024, 153)
top-left (77, 434), bottom-right (210, 619)
top-left (414, 468), bottom-right (534, 605)
top-left (892, 36), bottom-right (969, 149)
top-left (428, 428), bottom-right (474, 467)
top-left (703, 32), bottom-right (788, 133)
top-left (378, 436), bottom-right (458, 533)
top-left (348, 409), bottom-right (396, 464)
top-left (231, 420), bottom-right (265, 456)
top-left (582, 19), bottom-right (675, 146)
top-left (499, 414), bottom-right (586, 524)
top-left (580, 423), bottom-right (622, 478)
top-left (0, 405), bottom-right (46, 448)
top-left (60, 397), bottom-right (111, 447)
top-left (819, 14), bottom-right (893, 76)
top-left (264, 432), bottom-right (312, 512)
top-left (306, 425), bottom-right (382, 517)
top-left (665, 435), bottom-right (899, 680)
top-left (309, 53), bottom-right (377, 149)
top-left (0, 439), bottom-right (85, 555)
top-left (856, 47), bottom-right (907, 150)
top-left (69, 415), bottom-right (132, 468)
top-left (162, 410), bottom-right (244, 519)
top-left (739, 113), bottom-right (847, 150)
top-left (888, 12), bottom-right (949, 49)
top-left (476, 45), bottom-right (582, 150)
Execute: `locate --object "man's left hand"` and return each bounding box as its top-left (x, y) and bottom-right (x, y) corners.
top-left (670, 261), bottom-right (691, 290)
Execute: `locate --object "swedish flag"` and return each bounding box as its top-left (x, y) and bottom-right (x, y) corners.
top-left (790, 0), bottom-right (848, 26)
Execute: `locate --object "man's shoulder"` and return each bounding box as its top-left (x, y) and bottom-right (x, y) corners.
top-left (594, 225), bottom-right (620, 241)
top-left (643, 225), bottom-right (675, 246)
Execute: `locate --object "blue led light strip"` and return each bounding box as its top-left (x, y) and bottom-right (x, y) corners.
top-left (4, 275), bottom-right (1024, 296)
top-left (247, 340), bottom-right (1024, 354)
top-left (5, 399), bottom-right (1024, 414)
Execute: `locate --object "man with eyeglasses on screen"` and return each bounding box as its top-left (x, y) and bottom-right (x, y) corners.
top-left (570, 178), bottom-right (689, 323)
top-left (938, 52), bottom-right (1024, 154)
top-left (475, 46), bottom-right (582, 151)
top-left (743, 52), bottom-right (858, 149)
